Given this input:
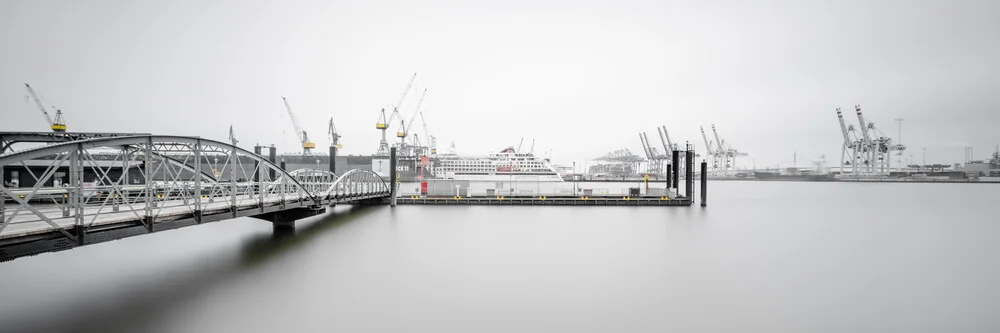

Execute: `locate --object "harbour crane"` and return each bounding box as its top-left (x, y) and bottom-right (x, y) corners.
top-left (400, 88), bottom-right (427, 143)
top-left (657, 126), bottom-right (673, 158)
top-left (24, 83), bottom-right (67, 132)
top-left (377, 73), bottom-right (417, 155)
top-left (281, 96), bottom-right (315, 155)
top-left (700, 126), bottom-right (716, 171)
top-left (661, 126), bottom-right (676, 152)
top-left (638, 133), bottom-right (652, 159)
top-left (328, 117), bottom-right (342, 149)
top-left (711, 124), bottom-right (724, 157)
top-left (419, 111), bottom-right (437, 154)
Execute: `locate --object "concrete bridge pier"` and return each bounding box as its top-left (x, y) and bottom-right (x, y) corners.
top-left (252, 206), bottom-right (326, 234)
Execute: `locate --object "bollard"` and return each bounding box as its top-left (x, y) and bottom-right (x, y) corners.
top-left (390, 147), bottom-right (397, 207)
top-left (701, 161), bottom-right (707, 207)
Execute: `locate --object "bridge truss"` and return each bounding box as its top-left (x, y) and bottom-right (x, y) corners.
top-left (0, 135), bottom-right (390, 260)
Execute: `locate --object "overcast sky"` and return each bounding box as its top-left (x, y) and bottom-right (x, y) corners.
top-left (1, 0), bottom-right (997, 168)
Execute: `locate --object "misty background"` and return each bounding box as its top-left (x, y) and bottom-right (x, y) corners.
top-left (1, 0), bottom-right (997, 169)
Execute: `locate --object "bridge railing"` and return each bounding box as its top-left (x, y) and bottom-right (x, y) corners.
top-left (0, 135), bottom-right (323, 243)
top-left (326, 169), bottom-right (391, 200)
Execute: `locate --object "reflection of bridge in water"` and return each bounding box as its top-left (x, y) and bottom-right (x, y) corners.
top-left (0, 134), bottom-right (393, 261)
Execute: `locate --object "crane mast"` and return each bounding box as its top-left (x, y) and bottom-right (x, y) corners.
top-left (24, 83), bottom-right (67, 132)
top-left (282, 96), bottom-right (315, 154)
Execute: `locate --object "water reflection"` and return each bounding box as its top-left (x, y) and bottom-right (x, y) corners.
top-left (0, 205), bottom-right (378, 333)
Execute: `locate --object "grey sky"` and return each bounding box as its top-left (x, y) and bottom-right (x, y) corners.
top-left (1, 0), bottom-right (998, 168)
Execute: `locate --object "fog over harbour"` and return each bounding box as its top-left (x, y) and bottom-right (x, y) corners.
top-left (2, 0), bottom-right (999, 167)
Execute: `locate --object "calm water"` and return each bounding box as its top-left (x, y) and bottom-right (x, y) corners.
top-left (1, 182), bottom-right (998, 332)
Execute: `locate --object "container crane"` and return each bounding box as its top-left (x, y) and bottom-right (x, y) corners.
top-left (638, 133), bottom-right (652, 159)
top-left (700, 126), bottom-right (716, 172)
top-left (657, 126), bottom-right (673, 157)
top-left (281, 96), bottom-right (315, 155)
top-left (24, 83), bottom-right (67, 132)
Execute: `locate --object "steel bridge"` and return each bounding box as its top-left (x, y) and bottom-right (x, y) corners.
top-left (0, 135), bottom-right (391, 261)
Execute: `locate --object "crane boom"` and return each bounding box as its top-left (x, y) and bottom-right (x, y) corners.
top-left (836, 108), bottom-right (851, 146)
top-left (25, 83), bottom-right (53, 126)
top-left (657, 126), bottom-right (672, 156)
top-left (282, 96), bottom-right (314, 153)
top-left (394, 73), bottom-right (418, 112)
top-left (25, 83), bottom-right (66, 132)
top-left (700, 126), bottom-right (714, 156)
top-left (639, 133), bottom-right (652, 159)
top-left (711, 124), bottom-right (724, 154)
top-left (403, 89), bottom-right (427, 136)
top-left (661, 126), bottom-right (674, 151)
top-left (855, 105), bottom-right (871, 143)
top-left (419, 111), bottom-right (436, 154)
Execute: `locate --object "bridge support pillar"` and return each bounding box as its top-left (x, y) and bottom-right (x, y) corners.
top-left (390, 147), bottom-right (397, 207)
top-left (686, 148), bottom-right (694, 200)
top-left (252, 206), bottom-right (326, 233)
top-left (194, 210), bottom-right (203, 223)
top-left (330, 146), bottom-right (337, 175)
top-left (665, 164), bottom-right (672, 190)
top-left (672, 150), bottom-right (680, 192)
top-left (268, 145), bottom-right (277, 180)
top-left (75, 224), bottom-right (85, 244)
top-left (700, 161), bottom-right (708, 207)
top-left (253, 145), bottom-right (262, 182)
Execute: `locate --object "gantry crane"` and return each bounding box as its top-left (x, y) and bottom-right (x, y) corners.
top-left (377, 73), bottom-right (417, 155)
top-left (24, 83), bottom-right (67, 132)
top-left (281, 96), bottom-right (315, 155)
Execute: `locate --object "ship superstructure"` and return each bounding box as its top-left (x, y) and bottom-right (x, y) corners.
top-left (435, 147), bottom-right (563, 182)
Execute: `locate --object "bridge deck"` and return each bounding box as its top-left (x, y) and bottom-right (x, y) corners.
top-left (396, 196), bottom-right (692, 206)
top-left (1, 194), bottom-right (312, 240)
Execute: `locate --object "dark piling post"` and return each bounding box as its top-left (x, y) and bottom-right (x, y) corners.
top-left (665, 164), bottom-right (672, 190)
top-left (685, 149), bottom-right (694, 199)
top-left (390, 147), bottom-right (397, 207)
top-left (672, 150), bottom-right (680, 191)
top-left (268, 145), bottom-right (277, 180)
top-left (253, 145), bottom-right (261, 182)
top-left (329, 145), bottom-right (337, 175)
top-left (700, 160), bottom-right (707, 207)
top-left (280, 160), bottom-right (286, 171)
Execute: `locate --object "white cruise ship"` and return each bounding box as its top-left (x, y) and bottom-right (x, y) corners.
top-left (435, 147), bottom-right (564, 182)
